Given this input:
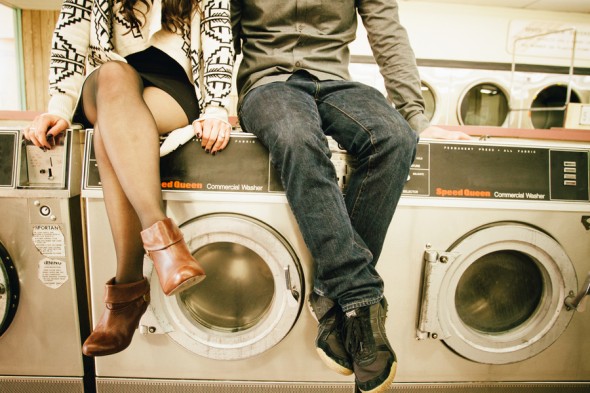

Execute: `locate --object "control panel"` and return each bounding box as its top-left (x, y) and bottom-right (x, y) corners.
top-left (82, 130), bottom-right (590, 204)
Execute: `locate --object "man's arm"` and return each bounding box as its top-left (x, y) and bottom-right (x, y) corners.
top-left (357, 0), bottom-right (470, 140)
top-left (357, 0), bottom-right (427, 132)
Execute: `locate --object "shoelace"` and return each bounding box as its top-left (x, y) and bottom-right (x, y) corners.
top-left (343, 309), bottom-right (375, 363)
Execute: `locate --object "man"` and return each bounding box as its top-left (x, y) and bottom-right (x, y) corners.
top-left (231, 1), bottom-right (470, 391)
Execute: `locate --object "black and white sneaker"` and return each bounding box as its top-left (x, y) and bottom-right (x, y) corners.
top-left (308, 292), bottom-right (353, 375)
top-left (342, 298), bottom-right (397, 393)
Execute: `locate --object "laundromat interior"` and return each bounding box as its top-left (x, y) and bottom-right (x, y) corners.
top-left (0, 0), bottom-right (589, 392)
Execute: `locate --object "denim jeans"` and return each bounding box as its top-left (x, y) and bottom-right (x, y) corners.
top-left (239, 72), bottom-right (418, 312)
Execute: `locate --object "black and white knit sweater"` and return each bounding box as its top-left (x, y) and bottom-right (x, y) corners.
top-left (48, 0), bottom-right (234, 124)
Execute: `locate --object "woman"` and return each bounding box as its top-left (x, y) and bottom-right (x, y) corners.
top-left (24, 0), bottom-right (234, 356)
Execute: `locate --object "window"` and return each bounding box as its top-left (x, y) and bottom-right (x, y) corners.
top-left (0, 4), bottom-right (22, 110)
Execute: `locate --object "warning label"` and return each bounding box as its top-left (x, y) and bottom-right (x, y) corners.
top-left (38, 258), bottom-right (68, 289)
top-left (32, 224), bottom-right (66, 257)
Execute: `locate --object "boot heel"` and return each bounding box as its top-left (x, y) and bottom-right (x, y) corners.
top-left (141, 218), bottom-right (206, 296)
top-left (82, 277), bottom-right (150, 357)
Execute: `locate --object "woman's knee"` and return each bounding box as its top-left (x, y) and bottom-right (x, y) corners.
top-left (93, 61), bottom-right (142, 96)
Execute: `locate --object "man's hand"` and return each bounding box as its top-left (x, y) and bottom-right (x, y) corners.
top-left (420, 125), bottom-right (472, 140)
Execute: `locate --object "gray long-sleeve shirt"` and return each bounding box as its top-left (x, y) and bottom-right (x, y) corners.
top-left (231, 0), bottom-right (429, 132)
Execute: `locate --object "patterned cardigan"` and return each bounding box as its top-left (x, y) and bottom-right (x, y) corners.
top-left (48, 0), bottom-right (234, 124)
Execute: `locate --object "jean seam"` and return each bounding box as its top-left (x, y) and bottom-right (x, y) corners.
top-left (319, 99), bottom-right (376, 225)
top-left (341, 296), bottom-right (383, 313)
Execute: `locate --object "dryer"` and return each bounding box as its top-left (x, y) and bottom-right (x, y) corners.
top-left (349, 62), bottom-right (515, 129)
top-left (349, 62), bottom-right (444, 125)
top-left (0, 128), bottom-right (94, 392)
top-left (510, 72), bottom-right (590, 130)
top-left (446, 68), bottom-right (514, 128)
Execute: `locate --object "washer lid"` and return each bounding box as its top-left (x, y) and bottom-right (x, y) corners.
top-left (0, 241), bottom-right (19, 336)
top-left (140, 213), bottom-right (304, 360)
top-left (417, 222), bottom-right (577, 364)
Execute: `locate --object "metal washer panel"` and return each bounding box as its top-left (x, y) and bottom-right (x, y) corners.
top-left (0, 377), bottom-right (84, 393)
top-left (95, 379), bottom-right (590, 392)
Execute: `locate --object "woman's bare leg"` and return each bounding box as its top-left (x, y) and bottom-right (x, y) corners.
top-left (82, 61), bottom-right (189, 284)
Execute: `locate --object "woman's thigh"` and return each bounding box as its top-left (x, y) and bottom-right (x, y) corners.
top-left (143, 86), bottom-right (189, 134)
top-left (80, 61), bottom-right (189, 134)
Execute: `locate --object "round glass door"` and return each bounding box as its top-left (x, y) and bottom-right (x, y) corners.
top-left (179, 241), bottom-right (276, 332)
top-left (455, 250), bottom-right (544, 334)
top-left (530, 84), bottom-right (581, 129)
top-left (429, 222), bottom-right (576, 364)
top-left (0, 241), bottom-right (19, 336)
top-left (421, 81), bottom-right (436, 122)
top-left (148, 213), bottom-right (304, 360)
top-left (458, 82), bottom-right (509, 126)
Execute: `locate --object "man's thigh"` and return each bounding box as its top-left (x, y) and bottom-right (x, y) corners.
top-left (239, 82), bottom-right (321, 141)
top-left (317, 81), bottom-right (412, 154)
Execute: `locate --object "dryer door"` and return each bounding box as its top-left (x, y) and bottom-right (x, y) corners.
top-left (0, 241), bottom-right (19, 336)
top-left (530, 84), bottom-right (581, 129)
top-left (417, 222), bottom-right (577, 364)
top-left (142, 213), bottom-right (304, 360)
top-left (458, 82), bottom-right (510, 127)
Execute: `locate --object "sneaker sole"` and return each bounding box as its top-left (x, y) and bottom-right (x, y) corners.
top-left (316, 347), bottom-right (354, 376)
top-left (307, 297), bottom-right (354, 376)
top-left (360, 361), bottom-right (397, 393)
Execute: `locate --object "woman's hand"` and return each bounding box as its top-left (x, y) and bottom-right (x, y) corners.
top-left (193, 118), bottom-right (232, 155)
top-left (23, 113), bottom-right (69, 150)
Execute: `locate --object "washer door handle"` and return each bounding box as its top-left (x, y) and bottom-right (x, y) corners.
top-left (284, 266), bottom-right (300, 306)
top-left (565, 271), bottom-right (590, 312)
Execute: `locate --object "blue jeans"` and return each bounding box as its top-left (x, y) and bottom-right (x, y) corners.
top-left (239, 72), bottom-right (418, 312)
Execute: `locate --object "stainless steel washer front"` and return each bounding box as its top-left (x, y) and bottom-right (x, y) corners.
top-left (82, 130), bottom-right (352, 392)
top-left (0, 128), bottom-right (94, 393)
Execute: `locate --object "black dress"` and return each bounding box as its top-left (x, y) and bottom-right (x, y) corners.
top-left (72, 46), bottom-right (200, 128)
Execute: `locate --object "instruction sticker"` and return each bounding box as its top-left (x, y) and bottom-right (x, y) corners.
top-left (32, 224), bottom-right (66, 257)
top-left (38, 258), bottom-right (68, 289)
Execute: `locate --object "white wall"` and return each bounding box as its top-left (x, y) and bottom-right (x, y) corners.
top-left (351, 2), bottom-right (590, 68)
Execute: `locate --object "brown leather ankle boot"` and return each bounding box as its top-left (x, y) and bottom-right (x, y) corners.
top-left (82, 277), bottom-right (150, 357)
top-left (141, 218), bottom-right (206, 296)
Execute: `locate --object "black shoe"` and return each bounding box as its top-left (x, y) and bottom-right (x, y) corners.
top-left (308, 292), bottom-right (353, 375)
top-left (342, 298), bottom-right (397, 393)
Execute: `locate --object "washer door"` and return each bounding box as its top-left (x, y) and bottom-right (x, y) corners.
top-left (143, 213), bottom-right (304, 360)
top-left (418, 222), bottom-right (577, 364)
top-left (0, 241), bottom-right (19, 336)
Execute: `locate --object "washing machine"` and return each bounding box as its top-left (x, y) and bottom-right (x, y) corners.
top-left (82, 128), bottom-right (590, 392)
top-left (0, 127), bottom-right (95, 393)
top-left (82, 130), bottom-right (356, 392)
top-left (377, 135), bottom-right (590, 391)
